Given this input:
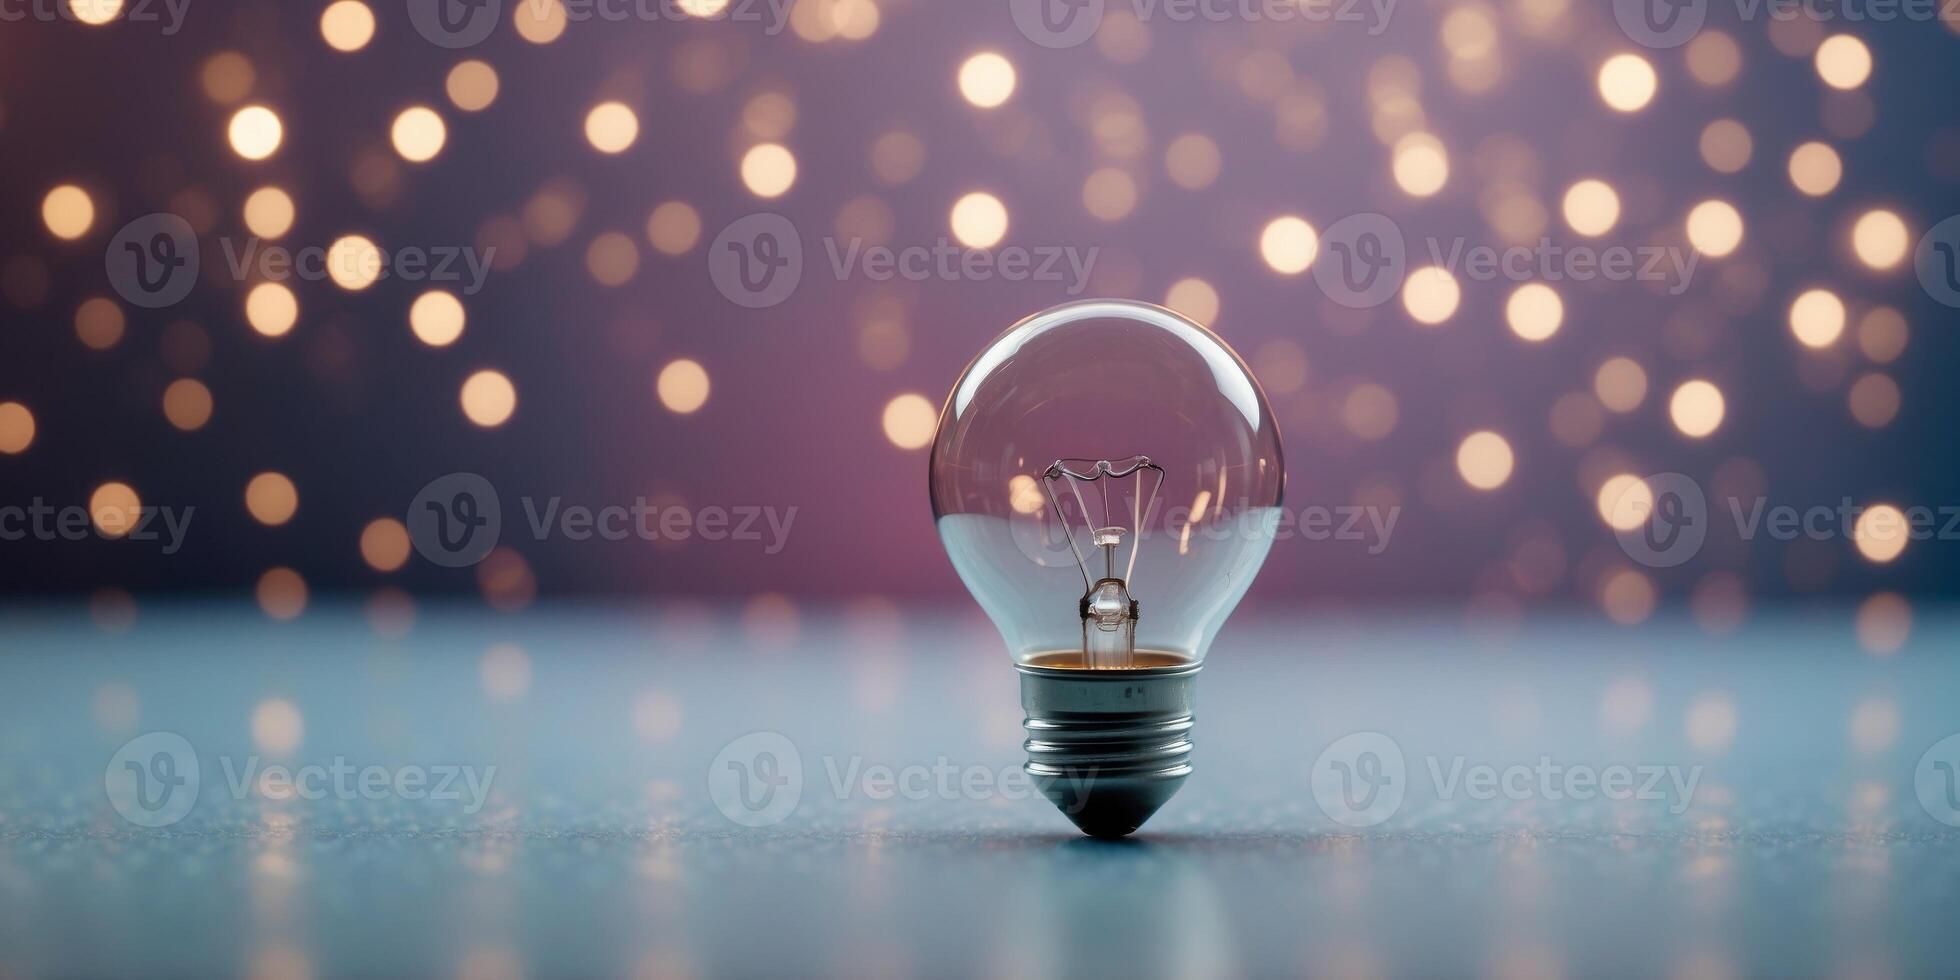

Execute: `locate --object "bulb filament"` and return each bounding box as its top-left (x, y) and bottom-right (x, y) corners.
top-left (1042, 456), bottom-right (1164, 669)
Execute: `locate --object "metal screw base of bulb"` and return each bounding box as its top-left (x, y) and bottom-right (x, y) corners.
top-left (1018, 659), bottom-right (1198, 838)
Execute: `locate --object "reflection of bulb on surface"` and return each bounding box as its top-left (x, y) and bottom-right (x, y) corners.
top-left (929, 299), bottom-right (1285, 836)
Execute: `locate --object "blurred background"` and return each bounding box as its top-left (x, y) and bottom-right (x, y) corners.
top-left (2, 0), bottom-right (1958, 628)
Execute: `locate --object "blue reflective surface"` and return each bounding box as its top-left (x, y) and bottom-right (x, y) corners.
top-left (2, 603), bottom-right (1957, 977)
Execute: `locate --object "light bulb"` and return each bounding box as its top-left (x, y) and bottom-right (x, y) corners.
top-left (929, 299), bottom-right (1285, 836)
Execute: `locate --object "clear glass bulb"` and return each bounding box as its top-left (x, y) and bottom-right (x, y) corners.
top-left (930, 300), bottom-right (1286, 669)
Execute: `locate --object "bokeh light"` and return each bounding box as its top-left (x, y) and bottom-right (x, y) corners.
top-left (1789, 142), bottom-right (1843, 196)
top-left (1685, 200), bottom-right (1745, 258)
top-left (1789, 288), bottom-right (1846, 348)
top-left (41, 185), bottom-right (94, 240)
top-left (319, 1), bottom-right (375, 52)
top-left (245, 472), bottom-right (299, 527)
top-left (1597, 54), bottom-right (1658, 113)
top-left (1258, 216), bottom-right (1318, 275)
top-left (243, 187), bottom-right (295, 238)
top-left (740, 143), bottom-right (798, 198)
top-left (1668, 380), bottom-right (1726, 438)
top-left (447, 60), bottom-right (499, 112)
top-left (245, 283), bottom-right (299, 337)
top-left (228, 105), bottom-right (284, 160)
top-left (360, 519), bottom-right (412, 572)
top-left (646, 201), bottom-right (702, 255)
top-left (162, 379), bottom-right (213, 431)
top-left (656, 359), bottom-right (711, 414)
top-left (1597, 474), bottom-right (1653, 532)
top-left (1456, 431), bottom-right (1514, 490)
top-left (1814, 34), bottom-right (1873, 90)
top-left (0, 402), bottom-right (36, 454)
top-left (89, 482), bottom-right (141, 538)
top-left (1850, 209), bottom-right (1909, 270)
top-left (391, 106), bottom-right (447, 163)
top-left (1391, 132), bottom-right (1449, 197)
top-left (1505, 283), bottom-right (1563, 341)
top-left (585, 101), bottom-right (640, 154)
top-left (1402, 266), bottom-right (1461, 325)
top-left (1852, 504), bottom-right (1908, 563)
top-left (881, 393), bottom-right (936, 450)
top-left (410, 291), bottom-right (467, 347)
top-left (326, 235), bottom-right (383, 291)
top-left (460, 370), bottom-right (517, 427)
top-left (950, 192), bottom-right (1008, 248)
top-left (957, 52), bottom-right (1016, 108)
top-left (1699, 119), bottom-right (1752, 174)
top-left (1164, 278), bottom-right (1219, 325)
top-left (1562, 179), bottom-right (1620, 237)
